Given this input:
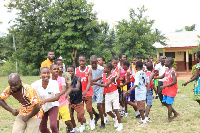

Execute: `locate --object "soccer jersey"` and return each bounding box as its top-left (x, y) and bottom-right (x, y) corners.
top-left (102, 73), bottom-right (117, 93)
top-left (124, 69), bottom-right (135, 82)
top-left (112, 66), bottom-right (120, 85)
top-left (75, 66), bottom-right (93, 97)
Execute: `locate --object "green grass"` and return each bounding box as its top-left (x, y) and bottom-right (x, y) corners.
top-left (0, 76), bottom-right (199, 133)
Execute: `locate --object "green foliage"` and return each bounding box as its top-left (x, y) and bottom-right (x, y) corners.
top-left (172, 58), bottom-right (177, 70)
top-left (114, 6), bottom-right (166, 60)
top-left (176, 24), bottom-right (196, 32)
top-left (191, 65), bottom-right (196, 75)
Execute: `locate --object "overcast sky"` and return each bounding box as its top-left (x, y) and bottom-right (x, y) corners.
top-left (1, 0), bottom-right (200, 35)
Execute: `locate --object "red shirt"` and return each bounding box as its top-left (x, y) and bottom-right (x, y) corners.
top-left (125, 69), bottom-right (135, 82)
top-left (103, 73), bottom-right (117, 94)
top-left (162, 68), bottom-right (178, 97)
top-left (145, 71), bottom-right (153, 89)
top-left (76, 66), bottom-right (93, 97)
top-left (112, 66), bottom-right (120, 85)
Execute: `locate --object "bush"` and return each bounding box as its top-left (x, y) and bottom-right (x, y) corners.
top-left (191, 65), bottom-right (196, 75)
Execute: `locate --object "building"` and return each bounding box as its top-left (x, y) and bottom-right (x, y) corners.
top-left (153, 31), bottom-right (200, 73)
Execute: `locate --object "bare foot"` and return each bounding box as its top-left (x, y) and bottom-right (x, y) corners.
top-left (172, 113), bottom-right (180, 120)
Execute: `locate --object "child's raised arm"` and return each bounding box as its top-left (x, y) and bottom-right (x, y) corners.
top-left (183, 67), bottom-right (199, 86)
top-left (92, 76), bottom-right (115, 87)
top-left (91, 75), bottom-right (102, 82)
top-left (154, 73), bottom-right (165, 79)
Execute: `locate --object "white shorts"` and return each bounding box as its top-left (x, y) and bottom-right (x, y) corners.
top-left (105, 90), bottom-right (120, 113)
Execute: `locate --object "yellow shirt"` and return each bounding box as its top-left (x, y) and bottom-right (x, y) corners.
top-left (41, 58), bottom-right (54, 69)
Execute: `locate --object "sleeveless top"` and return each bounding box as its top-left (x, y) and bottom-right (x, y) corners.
top-left (70, 76), bottom-right (83, 104)
top-left (103, 73), bottom-right (117, 94)
top-left (162, 68), bottom-right (178, 97)
top-left (124, 69), bottom-right (135, 82)
top-left (145, 71), bottom-right (153, 89)
top-left (75, 66), bottom-right (93, 97)
top-left (112, 66), bottom-right (120, 85)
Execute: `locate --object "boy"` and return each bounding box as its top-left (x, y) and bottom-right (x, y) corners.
top-left (89, 55), bottom-right (105, 128)
top-left (119, 61), bottom-right (138, 118)
top-left (75, 55), bottom-right (95, 130)
top-left (92, 63), bottom-right (123, 131)
top-left (97, 56), bottom-right (105, 66)
top-left (50, 64), bottom-right (73, 132)
top-left (0, 73), bottom-right (43, 133)
top-left (67, 65), bottom-right (88, 132)
top-left (131, 57), bottom-right (138, 75)
top-left (152, 57), bottom-right (180, 123)
top-left (124, 61), bottom-right (149, 126)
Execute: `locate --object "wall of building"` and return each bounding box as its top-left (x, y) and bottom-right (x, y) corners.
top-left (175, 51), bottom-right (185, 71)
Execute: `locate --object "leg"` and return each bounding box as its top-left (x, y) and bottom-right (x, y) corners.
top-left (113, 109), bottom-right (121, 123)
top-left (27, 118), bottom-right (42, 133)
top-left (158, 81), bottom-right (164, 103)
top-left (65, 121), bottom-right (73, 132)
top-left (145, 105), bottom-right (152, 117)
top-left (83, 96), bottom-right (93, 120)
top-left (12, 115), bottom-right (26, 133)
top-left (165, 104), bottom-right (173, 123)
top-left (127, 101), bottom-right (137, 111)
top-left (39, 111), bottom-right (50, 133)
top-left (97, 103), bottom-right (104, 121)
top-left (102, 99), bottom-right (107, 117)
top-left (70, 105), bottom-right (76, 128)
top-left (92, 107), bottom-right (98, 116)
top-left (60, 105), bottom-right (73, 131)
top-left (49, 106), bottom-right (59, 133)
top-left (75, 102), bottom-right (86, 125)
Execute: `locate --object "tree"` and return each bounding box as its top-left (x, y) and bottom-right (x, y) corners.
top-left (114, 6), bottom-right (166, 60)
top-left (176, 24), bottom-right (196, 32)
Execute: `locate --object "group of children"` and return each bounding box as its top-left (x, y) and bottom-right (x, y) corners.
top-left (1, 52), bottom-right (188, 133)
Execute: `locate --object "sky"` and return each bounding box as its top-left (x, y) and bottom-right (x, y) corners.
top-left (1, 0), bottom-right (200, 35)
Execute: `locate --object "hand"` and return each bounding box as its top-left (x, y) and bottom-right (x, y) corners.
top-left (11, 109), bottom-right (19, 116)
top-left (65, 95), bottom-right (70, 101)
top-left (22, 115), bottom-right (29, 122)
top-left (40, 99), bottom-right (46, 105)
top-left (147, 88), bottom-right (150, 93)
top-left (90, 82), bottom-right (94, 86)
top-left (160, 86), bottom-right (165, 90)
top-left (82, 91), bottom-right (87, 98)
top-left (182, 82), bottom-right (188, 86)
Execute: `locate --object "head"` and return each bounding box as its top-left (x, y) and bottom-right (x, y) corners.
top-left (146, 62), bottom-right (153, 71)
top-left (119, 53), bottom-right (126, 62)
top-left (196, 51), bottom-right (200, 62)
top-left (50, 64), bottom-right (59, 77)
top-left (149, 55), bottom-right (153, 63)
top-left (40, 67), bottom-right (50, 82)
top-left (90, 55), bottom-right (98, 69)
top-left (111, 57), bottom-right (118, 69)
top-left (136, 61), bottom-right (143, 71)
top-left (104, 63), bottom-right (113, 73)
top-left (144, 58), bottom-right (148, 65)
top-left (138, 56), bottom-right (143, 62)
top-left (67, 65), bottom-right (75, 77)
top-left (165, 57), bottom-right (174, 67)
top-left (8, 73), bottom-right (22, 93)
top-left (78, 55), bottom-right (86, 68)
top-left (132, 57), bottom-right (137, 65)
top-left (97, 56), bottom-right (105, 66)
top-left (156, 57), bottom-right (160, 64)
top-left (160, 56), bottom-right (166, 65)
top-left (122, 60), bottom-right (130, 70)
top-left (54, 59), bottom-right (63, 72)
top-left (47, 51), bottom-right (55, 61)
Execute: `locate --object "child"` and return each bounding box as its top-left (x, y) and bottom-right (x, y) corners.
top-left (143, 58), bottom-right (148, 72)
top-left (154, 58), bottom-right (160, 99)
top-left (75, 55), bottom-right (95, 130)
top-left (97, 56), bottom-right (105, 66)
top-left (131, 57), bottom-right (138, 75)
top-left (145, 63), bottom-right (154, 122)
top-left (89, 55), bottom-right (105, 128)
top-left (92, 63), bottom-right (123, 131)
top-left (50, 64), bottom-right (73, 132)
top-left (124, 61), bottom-right (149, 126)
top-left (67, 65), bottom-right (88, 133)
top-left (183, 51), bottom-right (200, 104)
top-left (153, 57), bottom-right (180, 123)
top-left (119, 60), bottom-right (138, 118)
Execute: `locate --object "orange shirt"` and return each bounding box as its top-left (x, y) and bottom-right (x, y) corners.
top-left (41, 58), bottom-right (54, 69)
top-left (0, 83), bottom-right (43, 119)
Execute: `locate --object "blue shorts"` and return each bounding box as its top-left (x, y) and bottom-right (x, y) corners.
top-left (146, 89), bottom-right (153, 105)
top-left (126, 82), bottom-right (135, 101)
top-left (162, 95), bottom-right (175, 105)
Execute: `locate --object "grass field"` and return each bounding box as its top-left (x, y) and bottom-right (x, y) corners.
top-left (0, 76), bottom-right (199, 133)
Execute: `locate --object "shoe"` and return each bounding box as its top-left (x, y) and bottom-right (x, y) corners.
top-left (100, 121), bottom-right (105, 128)
top-left (94, 114), bottom-right (100, 125)
top-left (116, 123), bottom-right (123, 131)
top-left (90, 119), bottom-right (95, 130)
top-left (134, 114), bottom-right (141, 119)
top-left (74, 127), bottom-right (79, 133)
top-left (155, 96), bottom-right (159, 99)
top-left (125, 113), bottom-right (129, 118)
top-left (104, 116), bottom-right (109, 123)
top-left (79, 125), bottom-right (85, 133)
top-left (145, 117), bottom-right (152, 123)
top-left (114, 117), bottom-right (119, 128)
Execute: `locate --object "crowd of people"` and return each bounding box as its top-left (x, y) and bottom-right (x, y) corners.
top-left (1, 50), bottom-right (200, 133)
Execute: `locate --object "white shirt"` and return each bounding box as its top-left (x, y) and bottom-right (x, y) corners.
top-left (154, 63), bottom-right (168, 82)
top-left (134, 70), bottom-right (148, 101)
top-left (31, 79), bottom-right (60, 113)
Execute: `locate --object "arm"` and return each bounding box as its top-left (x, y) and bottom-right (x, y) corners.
top-left (124, 85), bottom-right (137, 97)
top-left (119, 71), bottom-right (130, 87)
top-left (82, 69), bottom-right (92, 97)
top-left (154, 73), bottom-right (165, 79)
top-left (116, 67), bottom-right (121, 81)
top-left (60, 85), bottom-right (67, 96)
top-left (71, 77), bottom-right (81, 92)
top-left (22, 103), bottom-right (40, 122)
top-left (183, 68), bottom-right (199, 86)
top-left (160, 71), bottom-right (176, 90)
top-left (0, 98), bottom-right (19, 116)
top-left (66, 83), bottom-right (72, 96)
top-left (91, 75), bottom-right (102, 82)
top-left (93, 77), bottom-right (115, 87)
top-left (40, 93), bottom-right (60, 105)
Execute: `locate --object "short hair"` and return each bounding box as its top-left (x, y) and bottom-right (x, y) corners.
top-left (68, 65), bottom-right (75, 71)
top-left (50, 64), bottom-right (58, 70)
top-left (144, 58), bottom-right (148, 61)
top-left (136, 61), bottom-right (143, 68)
top-left (79, 55), bottom-right (86, 60)
top-left (40, 67), bottom-right (50, 73)
top-left (166, 57), bottom-right (174, 65)
top-left (146, 62), bottom-right (153, 71)
top-left (197, 51), bottom-right (200, 58)
top-left (123, 60), bottom-right (130, 67)
top-left (98, 56), bottom-right (105, 61)
top-left (54, 59), bottom-right (62, 64)
top-left (90, 55), bottom-right (97, 61)
top-left (119, 53), bottom-right (125, 59)
top-left (106, 63), bottom-right (113, 70)
top-left (149, 55), bottom-right (153, 58)
top-left (160, 56), bottom-right (165, 60)
top-left (138, 56), bottom-right (142, 60)
top-left (132, 57), bottom-right (137, 59)
top-left (47, 50), bottom-right (54, 55)
top-left (111, 57), bottom-right (118, 62)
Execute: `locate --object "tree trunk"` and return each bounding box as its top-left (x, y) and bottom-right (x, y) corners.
top-left (71, 48), bottom-right (77, 67)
